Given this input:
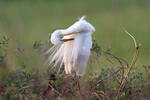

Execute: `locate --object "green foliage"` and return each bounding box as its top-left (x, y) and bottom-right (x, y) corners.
top-left (92, 40), bottom-right (101, 56)
top-left (0, 36), bottom-right (8, 61)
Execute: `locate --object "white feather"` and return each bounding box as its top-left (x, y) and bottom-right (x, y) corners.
top-left (49, 16), bottom-right (95, 76)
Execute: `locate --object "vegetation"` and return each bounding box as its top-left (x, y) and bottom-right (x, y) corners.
top-left (0, 33), bottom-right (150, 99)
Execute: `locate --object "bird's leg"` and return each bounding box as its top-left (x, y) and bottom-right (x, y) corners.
top-left (75, 74), bottom-right (86, 99)
top-left (76, 75), bottom-right (81, 91)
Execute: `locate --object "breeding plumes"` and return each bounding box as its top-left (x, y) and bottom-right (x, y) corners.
top-left (48, 16), bottom-right (95, 76)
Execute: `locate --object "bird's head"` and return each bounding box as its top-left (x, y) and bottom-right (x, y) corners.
top-left (51, 30), bottom-right (74, 45)
top-left (51, 30), bottom-right (63, 45)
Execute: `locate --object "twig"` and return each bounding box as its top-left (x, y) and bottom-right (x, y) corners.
top-left (102, 77), bottom-right (109, 100)
top-left (121, 26), bottom-right (137, 47)
top-left (23, 85), bottom-right (33, 89)
top-left (108, 68), bottom-right (121, 85)
top-left (93, 90), bottom-right (109, 100)
top-left (104, 50), bottom-right (129, 82)
top-left (49, 83), bottom-right (61, 96)
top-left (143, 65), bottom-right (150, 81)
top-left (115, 27), bottom-right (140, 100)
top-left (96, 66), bottom-right (122, 87)
top-left (93, 92), bottom-right (102, 99)
top-left (115, 46), bottom-right (139, 100)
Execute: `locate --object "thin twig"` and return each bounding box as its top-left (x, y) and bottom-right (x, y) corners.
top-left (108, 68), bottom-right (121, 85)
top-left (96, 66), bottom-right (122, 88)
top-left (93, 90), bottom-right (109, 100)
top-left (121, 26), bottom-right (137, 47)
top-left (115, 27), bottom-right (140, 100)
top-left (102, 77), bottom-right (109, 100)
top-left (143, 65), bottom-right (150, 81)
top-left (104, 50), bottom-right (128, 82)
top-left (115, 48), bottom-right (139, 100)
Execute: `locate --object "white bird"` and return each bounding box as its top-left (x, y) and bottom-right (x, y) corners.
top-left (48, 16), bottom-right (95, 76)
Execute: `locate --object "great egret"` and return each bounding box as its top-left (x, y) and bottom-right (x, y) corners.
top-left (48, 16), bottom-right (95, 76)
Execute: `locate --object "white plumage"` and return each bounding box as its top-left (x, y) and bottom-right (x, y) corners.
top-left (48, 16), bottom-right (95, 76)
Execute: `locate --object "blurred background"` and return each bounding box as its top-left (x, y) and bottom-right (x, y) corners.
top-left (1, 1), bottom-right (150, 99)
top-left (0, 0), bottom-right (150, 70)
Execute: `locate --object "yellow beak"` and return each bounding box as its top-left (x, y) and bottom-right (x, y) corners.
top-left (61, 38), bottom-right (74, 42)
top-left (61, 32), bottom-right (77, 42)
